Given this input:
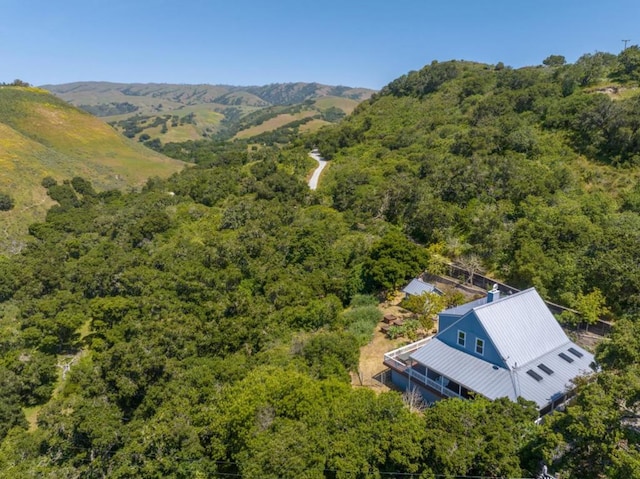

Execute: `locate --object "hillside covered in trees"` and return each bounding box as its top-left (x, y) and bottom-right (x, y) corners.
top-left (0, 49), bottom-right (640, 478)
top-left (311, 49), bottom-right (640, 320)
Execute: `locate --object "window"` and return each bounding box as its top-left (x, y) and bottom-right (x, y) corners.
top-left (559, 352), bottom-right (574, 363)
top-left (475, 338), bottom-right (484, 355)
top-left (568, 347), bottom-right (584, 358)
top-left (538, 363), bottom-right (554, 375)
top-left (457, 330), bottom-right (466, 347)
top-left (526, 369), bottom-right (543, 381)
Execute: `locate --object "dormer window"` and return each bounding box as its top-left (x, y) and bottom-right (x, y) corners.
top-left (457, 330), bottom-right (466, 347)
top-left (476, 338), bottom-right (484, 355)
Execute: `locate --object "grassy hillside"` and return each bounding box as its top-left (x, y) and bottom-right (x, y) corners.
top-left (43, 81), bottom-right (373, 109)
top-left (228, 96), bottom-right (361, 142)
top-left (313, 95), bottom-right (362, 113)
top-left (42, 81), bottom-right (375, 144)
top-left (234, 111), bottom-right (317, 139)
top-left (0, 86), bottom-right (184, 252)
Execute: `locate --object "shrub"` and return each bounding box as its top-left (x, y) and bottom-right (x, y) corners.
top-left (349, 294), bottom-right (378, 308)
top-left (0, 192), bottom-right (15, 211)
top-left (302, 331), bottom-right (359, 374)
top-left (341, 305), bottom-right (383, 345)
top-left (41, 176), bottom-right (57, 189)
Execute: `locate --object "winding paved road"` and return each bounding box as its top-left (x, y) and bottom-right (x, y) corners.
top-left (308, 150), bottom-right (327, 190)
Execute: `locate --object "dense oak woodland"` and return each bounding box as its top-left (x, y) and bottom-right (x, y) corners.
top-left (1, 49), bottom-right (640, 478)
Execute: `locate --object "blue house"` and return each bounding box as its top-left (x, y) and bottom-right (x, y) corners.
top-left (384, 286), bottom-right (595, 415)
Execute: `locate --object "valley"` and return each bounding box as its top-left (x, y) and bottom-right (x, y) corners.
top-left (43, 81), bottom-right (374, 145)
top-left (1, 47), bottom-right (640, 478)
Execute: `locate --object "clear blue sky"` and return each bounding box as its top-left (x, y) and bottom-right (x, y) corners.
top-left (2, 0), bottom-right (638, 89)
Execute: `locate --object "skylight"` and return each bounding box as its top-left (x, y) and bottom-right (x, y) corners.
top-left (559, 352), bottom-right (574, 363)
top-left (568, 347), bottom-right (584, 358)
top-left (526, 369), bottom-right (543, 381)
top-left (538, 363), bottom-right (554, 375)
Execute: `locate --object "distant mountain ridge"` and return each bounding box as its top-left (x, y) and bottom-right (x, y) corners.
top-left (42, 81), bottom-right (375, 143)
top-left (43, 81), bottom-right (374, 109)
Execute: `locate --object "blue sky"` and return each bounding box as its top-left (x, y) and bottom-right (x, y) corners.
top-left (2, 0), bottom-right (638, 89)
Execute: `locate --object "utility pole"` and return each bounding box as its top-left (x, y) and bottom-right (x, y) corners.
top-left (622, 39), bottom-right (631, 50)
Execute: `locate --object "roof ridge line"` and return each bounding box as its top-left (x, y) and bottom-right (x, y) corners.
top-left (472, 287), bottom-right (537, 313)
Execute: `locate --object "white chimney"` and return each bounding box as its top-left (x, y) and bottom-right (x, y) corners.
top-left (487, 284), bottom-right (500, 303)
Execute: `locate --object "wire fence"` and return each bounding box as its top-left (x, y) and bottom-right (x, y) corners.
top-left (426, 264), bottom-right (611, 337)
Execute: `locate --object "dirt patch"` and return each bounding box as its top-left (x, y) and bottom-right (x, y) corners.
top-left (571, 329), bottom-right (607, 352)
top-left (351, 328), bottom-right (402, 393)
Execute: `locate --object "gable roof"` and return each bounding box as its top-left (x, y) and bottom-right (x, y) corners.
top-left (471, 288), bottom-right (569, 368)
top-left (402, 278), bottom-right (442, 296)
top-left (409, 287), bottom-right (596, 409)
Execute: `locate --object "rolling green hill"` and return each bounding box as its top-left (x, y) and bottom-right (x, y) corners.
top-left (42, 81), bottom-right (374, 143)
top-left (0, 86), bottom-right (185, 252)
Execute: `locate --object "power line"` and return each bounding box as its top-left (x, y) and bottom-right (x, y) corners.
top-left (622, 39), bottom-right (631, 50)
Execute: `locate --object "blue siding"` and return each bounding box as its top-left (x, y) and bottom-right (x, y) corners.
top-left (437, 312), bottom-right (505, 367)
top-left (438, 313), bottom-right (460, 333)
top-left (390, 369), bottom-right (409, 390)
top-left (390, 370), bottom-right (441, 404)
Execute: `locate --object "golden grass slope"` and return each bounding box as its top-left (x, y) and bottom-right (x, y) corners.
top-left (232, 96), bottom-right (362, 140)
top-left (313, 96), bottom-right (361, 114)
top-left (234, 111), bottom-right (318, 139)
top-left (0, 86), bottom-right (185, 252)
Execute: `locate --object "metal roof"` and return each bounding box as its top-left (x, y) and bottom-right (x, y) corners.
top-left (402, 278), bottom-right (442, 296)
top-left (473, 288), bottom-right (569, 368)
top-left (516, 343), bottom-right (594, 408)
top-left (411, 287), bottom-right (596, 408)
top-left (410, 338), bottom-right (517, 401)
top-left (410, 338), bottom-right (595, 408)
top-left (440, 296), bottom-right (487, 316)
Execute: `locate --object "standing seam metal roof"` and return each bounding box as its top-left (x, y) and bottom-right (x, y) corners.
top-left (410, 339), bottom-right (517, 401)
top-left (409, 287), bottom-right (596, 408)
top-left (439, 296), bottom-right (488, 317)
top-left (402, 278), bottom-right (441, 296)
top-left (473, 288), bottom-right (569, 368)
top-left (410, 338), bottom-right (594, 408)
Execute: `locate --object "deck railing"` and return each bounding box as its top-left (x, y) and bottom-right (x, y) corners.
top-left (406, 369), bottom-right (462, 399)
top-left (383, 356), bottom-right (407, 371)
top-left (383, 335), bottom-right (463, 400)
top-left (383, 336), bottom-right (433, 364)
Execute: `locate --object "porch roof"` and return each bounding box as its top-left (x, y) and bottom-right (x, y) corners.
top-left (410, 338), bottom-right (595, 409)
